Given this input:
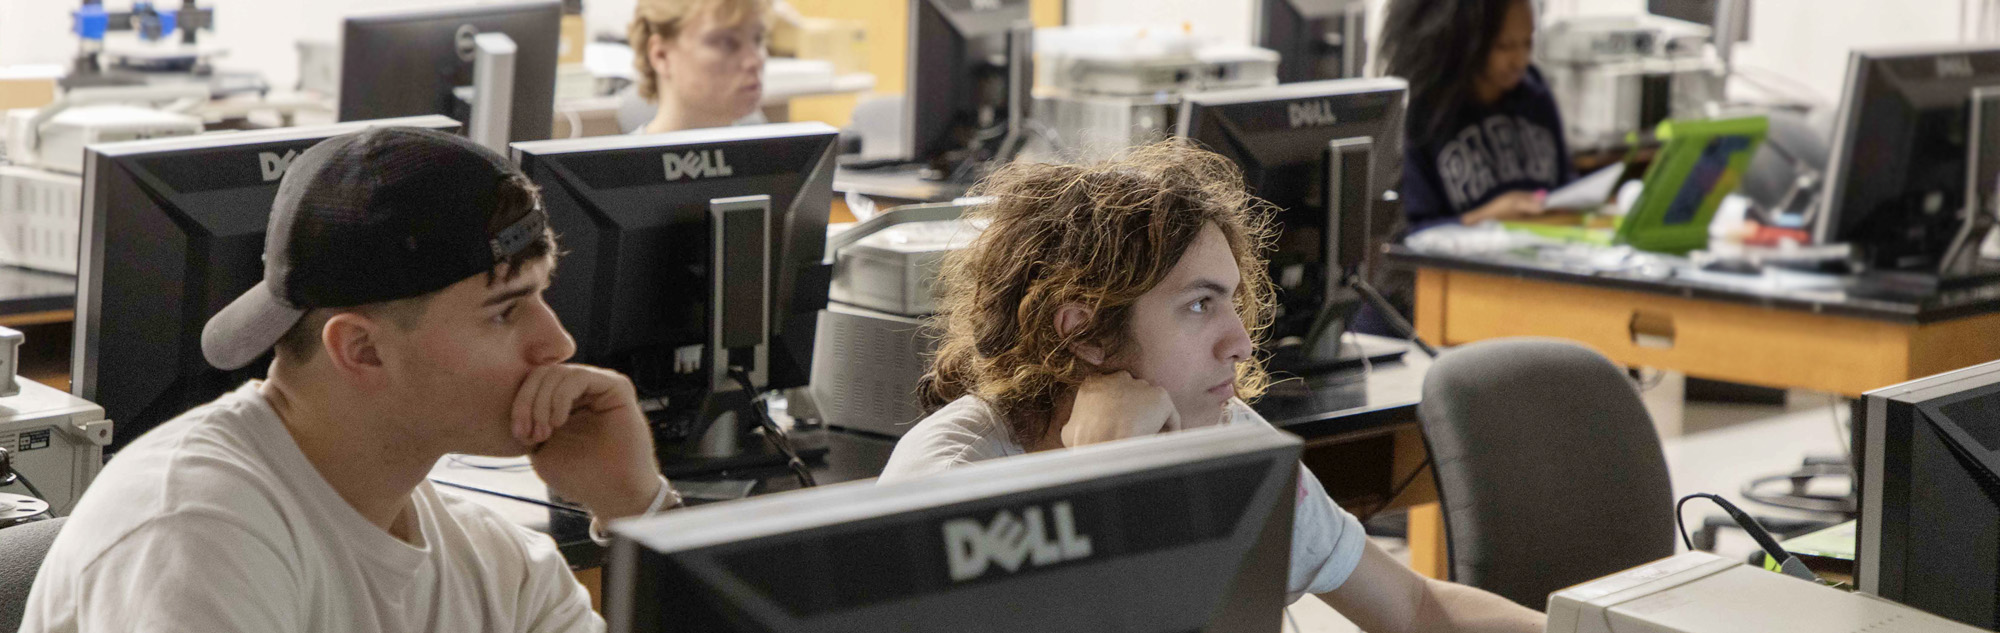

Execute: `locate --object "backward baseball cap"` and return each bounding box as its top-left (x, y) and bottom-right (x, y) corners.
top-left (201, 126), bottom-right (549, 371)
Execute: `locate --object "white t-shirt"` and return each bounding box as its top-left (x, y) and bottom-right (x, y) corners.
top-left (21, 382), bottom-right (600, 633)
top-left (878, 396), bottom-right (1368, 600)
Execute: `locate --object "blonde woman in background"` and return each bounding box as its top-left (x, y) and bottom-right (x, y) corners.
top-left (628, 0), bottom-right (772, 133)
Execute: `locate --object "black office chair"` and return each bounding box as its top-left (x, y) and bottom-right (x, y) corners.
top-left (1417, 338), bottom-right (1676, 610)
top-left (0, 517), bottom-right (64, 632)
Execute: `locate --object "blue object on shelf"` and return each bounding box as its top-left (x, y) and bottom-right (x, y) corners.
top-left (157, 9), bottom-right (177, 40)
top-left (72, 5), bottom-right (109, 40)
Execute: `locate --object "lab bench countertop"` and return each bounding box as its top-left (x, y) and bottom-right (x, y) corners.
top-left (428, 427), bottom-right (900, 570)
top-left (1388, 245), bottom-right (2000, 324)
top-left (0, 266), bottom-right (75, 319)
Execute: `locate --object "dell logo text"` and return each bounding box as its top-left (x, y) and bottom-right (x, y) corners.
top-left (663, 150), bottom-right (734, 181)
top-left (1288, 101), bottom-right (1338, 128)
top-left (259, 150), bottom-right (301, 182)
top-left (943, 501), bottom-right (1093, 582)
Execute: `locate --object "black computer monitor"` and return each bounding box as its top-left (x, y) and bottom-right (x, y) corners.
top-left (905, 0), bottom-right (1031, 173)
top-left (73, 116), bottom-right (464, 451)
top-left (1648, 0), bottom-right (1750, 42)
top-left (1259, 0), bottom-right (1367, 83)
top-left (1817, 45), bottom-right (2000, 277)
top-left (603, 423), bottom-right (1300, 632)
top-left (509, 123), bottom-right (836, 443)
top-left (1177, 78), bottom-right (1407, 369)
top-left (339, 2), bottom-right (560, 148)
top-left (1857, 359), bottom-right (2000, 629)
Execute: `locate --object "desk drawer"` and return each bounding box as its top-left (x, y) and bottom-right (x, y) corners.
top-left (1429, 270), bottom-right (1914, 396)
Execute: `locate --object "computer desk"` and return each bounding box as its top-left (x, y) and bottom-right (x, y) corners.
top-left (1388, 243), bottom-right (2000, 578)
top-left (428, 427), bottom-right (901, 612)
top-left (0, 267), bottom-right (75, 328)
top-left (435, 334), bottom-right (1440, 611)
top-left (0, 268), bottom-right (79, 391)
top-left (1391, 245), bottom-right (2000, 396)
top-left (833, 164), bottom-right (973, 208)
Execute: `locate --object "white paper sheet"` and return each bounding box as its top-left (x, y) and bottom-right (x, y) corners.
top-left (1544, 164), bottom-right (1627, 211)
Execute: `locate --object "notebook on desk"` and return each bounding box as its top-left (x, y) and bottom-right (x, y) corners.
top-left (1501, 210), bottom-right (1619, 245)
top-left (1501, 116), bottom-right (1768, 253)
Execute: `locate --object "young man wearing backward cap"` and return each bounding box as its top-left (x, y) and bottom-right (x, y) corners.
top-left (23, 127), bottom-right (673, 632)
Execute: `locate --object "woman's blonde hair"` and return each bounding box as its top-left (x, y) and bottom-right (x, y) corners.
top-left (627, 0), bottom-right (773, 103)
top-left (920, 140), bottom-right (1280, 447)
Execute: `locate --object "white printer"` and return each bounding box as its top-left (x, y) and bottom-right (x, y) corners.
top-left (1547, 552), bottom-right (1983, 633)
top-left (1537, 14), bottom-right (1723, 152)
top-left (0, 378), bottom-right (113, 518)
top-left (3, 85), bottom-right (206, 175)
top-left (0, 327), bottom-right (112, 518)
top-left (1025, 25), bottom-right (1279, 164)
top-left (810, 200), bottom-right (986, 438)
top-left (1, 85), bottom-right (203, 274)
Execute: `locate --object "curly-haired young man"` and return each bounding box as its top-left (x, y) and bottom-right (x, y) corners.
top-left (878, 142), bottom-right (1544, 633)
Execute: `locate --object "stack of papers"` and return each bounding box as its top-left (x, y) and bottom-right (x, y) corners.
top-left (1544, 164), bottom-right (1626, 211)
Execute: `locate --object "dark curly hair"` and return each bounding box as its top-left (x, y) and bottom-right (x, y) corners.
top-left (919, 140), bottom-right (1280, 447)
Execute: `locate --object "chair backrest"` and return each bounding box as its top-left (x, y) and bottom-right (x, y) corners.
top-left (1417, 338), bottom-right (1674, 610)
top-left (0, 517), bottom-right (65, 633)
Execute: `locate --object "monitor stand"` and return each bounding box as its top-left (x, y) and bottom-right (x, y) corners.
top-left (920, 127), bottom-right (1024, 185)
top-left (653, 393), bottom-right (829, 480)
top-left (651, 194), bottom-right (828, 481)
top-left (640, 386), bottom-right (828, 478)
top-left (1267, 271), bottom-right (1435, 376)
top-left (1266, 331), bottom-right (1411, 375)
top-left (547, 396), bottom-right (830, 539)
top-left (922, 20), bottom-right (1034, 186)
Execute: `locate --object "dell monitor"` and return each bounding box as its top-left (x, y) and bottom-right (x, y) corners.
top-left (1259, 0), bottom-right (1368, 83)
top-left (339, 2), bottom-right (561, 152)
top-left (73, 115), bottom-right (464, 451)
top-left (603, 423), bottom-right (1300, 632)
top-left (1857, 358), bottom-right (2000, 629)
top-left (1648, 0), bottom-right (1751, 43)
top-left (1178, 78), bottom-right (1409, 372)
top-left (1817, 44), bottom-right (2000, 283)
top-left (905, 0), bottom-right (1032, 179)
top-left (509, 123), bottom-right (836, 470)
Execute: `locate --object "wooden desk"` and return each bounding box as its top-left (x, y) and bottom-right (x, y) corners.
top-left (834, 163), bottom-right (971, 205)
top-left (1392, 247), bottom-right (2000, 397)
top-left (1385, 245), bottom-right (2000, 580)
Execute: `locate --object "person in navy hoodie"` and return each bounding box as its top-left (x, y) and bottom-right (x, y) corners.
top-left (1383, 0), bottom-right (1575, 233)
top-left (1352, 0), bottom-right (1575, 337)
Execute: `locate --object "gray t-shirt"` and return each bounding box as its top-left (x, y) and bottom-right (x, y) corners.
top-left (878, 395), bottom-right (1368, 600)
top-left (22, 382), bottom-right (598, 632)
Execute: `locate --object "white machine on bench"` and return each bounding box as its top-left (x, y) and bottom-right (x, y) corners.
top-left (1548, 552), bottom-right (1982, 633)
top-left (0, 326), bottom-right (111, 523)
top-left (808, 199), bottom-right (985, 438)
